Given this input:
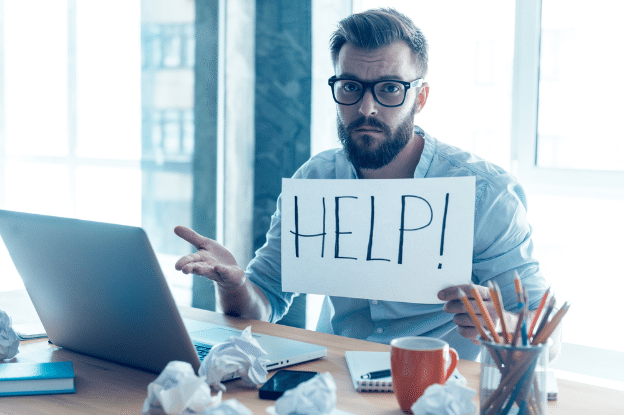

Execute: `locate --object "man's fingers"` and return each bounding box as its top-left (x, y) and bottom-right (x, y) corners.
top-left (179, 261), bottom-right (213, 275)
top-left (174, 226), bottom-right (209, 250)
top-left (444, 298), bottom-right (497, 316)
top-left (443, 299), bottom-right (464, 314)
top-left (175, 252), bottom-right (206, 270)
top-left (453, 312), bottom-right (493, 328)
top-left (439, 284), bottom-right (490, 301)
top-left (457, 325), bottom-right (478, 340)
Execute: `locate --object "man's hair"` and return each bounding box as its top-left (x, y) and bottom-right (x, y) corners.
top-left (330, 8), bottom-right (429, 78)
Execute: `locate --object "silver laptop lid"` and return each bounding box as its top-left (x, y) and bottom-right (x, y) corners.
top-left (0, 209), bottom-right (202, 373)
top-left (0, 209), bottom-right (327, 374)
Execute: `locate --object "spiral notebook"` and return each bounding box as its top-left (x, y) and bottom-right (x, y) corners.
top-left (345, 351), bottom-right (393, 392)
top-left (345, 350), bottom-right (468, 393)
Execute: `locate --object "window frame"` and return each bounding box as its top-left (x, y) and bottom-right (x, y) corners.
top-left (510, 0), bottom-right (624, 199)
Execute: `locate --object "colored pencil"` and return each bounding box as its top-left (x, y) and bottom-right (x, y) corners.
top-left (513, 271), bottom-right (523, 303)
top-left (521, 287), bottom-right (529, 346)
top-left (457, 288), bottom-right (491, 342)
top-left (488, 281), bottom-right (510, 344)
top-left (533, 296), bottom-right (556, 342)
top-left (492, 282), bottom-right (511, 344)
top-left (532, 301), bottom-right (570, 345)
top-left (472, 284), bottom-right (501, 343)
top-left (528, 288), bottom-right (550, 340)
top-left (510, 307), bottom-right (525, 346)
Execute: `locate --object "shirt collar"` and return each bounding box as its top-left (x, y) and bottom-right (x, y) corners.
top-left (413, 125), bottom-right (435, 179)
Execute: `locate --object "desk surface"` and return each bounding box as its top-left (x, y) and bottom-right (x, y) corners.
top-left (1, 289), bottom-right (623, 414)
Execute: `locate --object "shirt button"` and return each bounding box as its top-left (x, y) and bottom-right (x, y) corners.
top-left (376, 328), bottom-right (383, 334)
top-left (371, 300), bottom-right (378, 305)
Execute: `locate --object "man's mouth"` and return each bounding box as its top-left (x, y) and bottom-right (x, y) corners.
top-left (355, 127), bottom-right (382, 133)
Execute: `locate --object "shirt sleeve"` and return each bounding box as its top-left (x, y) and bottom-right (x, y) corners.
top-left (471, 174), bottom-right (549, 312)
top-left (244, 165), bottom-right (309, 323)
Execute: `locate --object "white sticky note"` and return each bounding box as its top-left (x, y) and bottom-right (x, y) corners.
top-left (281, 177), bottom-right (475, 304)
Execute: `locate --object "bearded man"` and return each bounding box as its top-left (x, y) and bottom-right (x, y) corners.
top-left (174, 8), bottom-right (557, 361)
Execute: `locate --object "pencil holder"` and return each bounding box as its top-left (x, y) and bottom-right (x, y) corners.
top-left (479, 340), bottom-right (548, 415)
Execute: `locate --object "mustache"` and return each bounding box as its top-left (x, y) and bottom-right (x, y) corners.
top-left (345, 116), bottom-right (391, 134)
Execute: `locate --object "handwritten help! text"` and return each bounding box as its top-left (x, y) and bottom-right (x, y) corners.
top-left (281, 177), bottom-right (475, 304)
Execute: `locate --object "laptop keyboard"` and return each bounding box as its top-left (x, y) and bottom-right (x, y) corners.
top-left (193, 341), bottom-right (212, 361)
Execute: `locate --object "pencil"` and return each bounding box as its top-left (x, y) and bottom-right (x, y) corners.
top-left (492, 282), bottom-right (511, 344)
top-left (521, 287), bottom-right (528, 346)
top-left (457, 288), bottom-right (491, 342)
top-left (510, 307), bottom-right (525, 346)
top-left (528, 288), bottom-right (550, 340)
top-left (488, 281), bottom-right (509, 344)
top-left (472, 284), bottom-right (501, 343)
top-left (532, 301), bottom-right (570, 345)
top-left (521, 288), bottom-right (528, 346)
top-left (533, 296), bottom-right (556, 342)
top-left (514, 271), bottom-right (523, 303)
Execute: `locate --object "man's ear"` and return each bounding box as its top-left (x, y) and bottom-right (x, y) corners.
top-left (416, 83), bottom-right (430, 114)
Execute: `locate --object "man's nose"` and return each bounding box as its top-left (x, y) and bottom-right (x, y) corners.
top-left (359, 88), bottom-right (378, 117)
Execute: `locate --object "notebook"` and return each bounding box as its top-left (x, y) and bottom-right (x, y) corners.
top-left (0, 209), bottom-right (327, 374)
top-left (345, 351), bottom-right (467, 393)
top-left (12, 321), bottom-right (47, 340)
top-left (0, 361), bottom-right (75, 396)
top-left (345, 351), bottom-right (393, 392)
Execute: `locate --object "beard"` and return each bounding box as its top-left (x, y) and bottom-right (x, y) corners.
top-left (337, 103), bottom-right (418, 170)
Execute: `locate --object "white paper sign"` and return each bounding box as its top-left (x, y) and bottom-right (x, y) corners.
top-left (281, 177), bottom-right (475, 304)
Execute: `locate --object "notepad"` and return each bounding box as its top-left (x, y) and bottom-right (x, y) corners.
top-left (345, 350), bottom-right (468, 393)
top-left (345, 351), bottom-right (393, 392)
top-left (13, 321), bottom-right (47, 340)
top-left (0, 361), bottom-right (75, 396)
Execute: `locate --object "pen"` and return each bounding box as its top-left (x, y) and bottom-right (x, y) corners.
top-left (360, 369), bottom-right (391, 379)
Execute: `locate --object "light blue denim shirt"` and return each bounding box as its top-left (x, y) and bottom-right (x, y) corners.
top-left (246, 126), bottom-right (548, 360)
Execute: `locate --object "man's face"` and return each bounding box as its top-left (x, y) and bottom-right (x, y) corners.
top-left (334, 41), bottom-right (428, 170)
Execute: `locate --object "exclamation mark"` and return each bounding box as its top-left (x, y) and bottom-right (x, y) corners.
top-left (438, 193), bottom-right (449, 269)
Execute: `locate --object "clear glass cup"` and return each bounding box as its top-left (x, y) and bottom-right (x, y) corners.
top-left (479, 340), bottom-right (549, 415)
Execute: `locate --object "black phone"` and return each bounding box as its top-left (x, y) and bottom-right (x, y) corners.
top-left (258, 369), bottom-right (319, 400)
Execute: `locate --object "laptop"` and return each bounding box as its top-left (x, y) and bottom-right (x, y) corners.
top-left (0, 209), bottom-right (327, 374)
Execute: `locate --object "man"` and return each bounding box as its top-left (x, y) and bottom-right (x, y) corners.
top-left (175, 8), bottom-right (557, 361)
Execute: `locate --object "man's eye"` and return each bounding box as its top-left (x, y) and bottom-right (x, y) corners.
top-left (343, 82), bottom-right (362, 92)
top-left (380, 83), bottom-right (401, 93)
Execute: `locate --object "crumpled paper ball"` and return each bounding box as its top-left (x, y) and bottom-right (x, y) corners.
top-left (0, 310), bottom-right (19, 360)
top-left (142, 360), bottom-right (222, 415)
top-left (196, 399), bottom-right (254, 415)
top-left (268, 372), bottom-right (337, 415)
top-left (199, 326), bottom-right (270, 392)
top-left (410, 379), bottom-right (476, 415)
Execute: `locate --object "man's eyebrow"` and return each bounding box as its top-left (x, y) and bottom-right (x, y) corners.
top-left (336, 73), bottom-right (405, 82)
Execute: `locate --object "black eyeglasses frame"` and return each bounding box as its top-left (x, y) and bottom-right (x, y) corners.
top-left (328, 76), bottom-right (424, 108)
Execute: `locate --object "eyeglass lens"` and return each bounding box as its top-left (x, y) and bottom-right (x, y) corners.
top-left (333, 80), bottom-right (406, 106)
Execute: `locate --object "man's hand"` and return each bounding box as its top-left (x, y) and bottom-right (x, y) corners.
top-left (174, 226), bottom-right (246, 292)
top-left (438, 284), bottom-right (503, 345)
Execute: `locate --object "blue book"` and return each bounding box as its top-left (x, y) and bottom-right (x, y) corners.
top-left (0, 361), bottom-right (75, 396)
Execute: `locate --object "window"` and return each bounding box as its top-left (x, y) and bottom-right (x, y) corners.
top-left (0, 0), bottom-right (195, 304)
top-left (536, 0), bottom-right (623, 171)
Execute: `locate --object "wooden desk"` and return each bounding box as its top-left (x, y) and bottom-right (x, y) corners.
top-left (1, 290), bottom-right (623, 414)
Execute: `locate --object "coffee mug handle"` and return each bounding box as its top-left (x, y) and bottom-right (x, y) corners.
top-left (444, 347), bottom-right (459, 381)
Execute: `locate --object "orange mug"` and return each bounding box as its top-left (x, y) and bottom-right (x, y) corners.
top-left (391, 336), bottom-right (459, 413)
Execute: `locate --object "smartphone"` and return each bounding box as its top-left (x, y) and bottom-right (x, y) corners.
top-left (258, 369), bottom-right (319, 400)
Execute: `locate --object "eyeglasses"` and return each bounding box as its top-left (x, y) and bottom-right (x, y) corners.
top-left (328, 76), bottom-right (423, 107)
